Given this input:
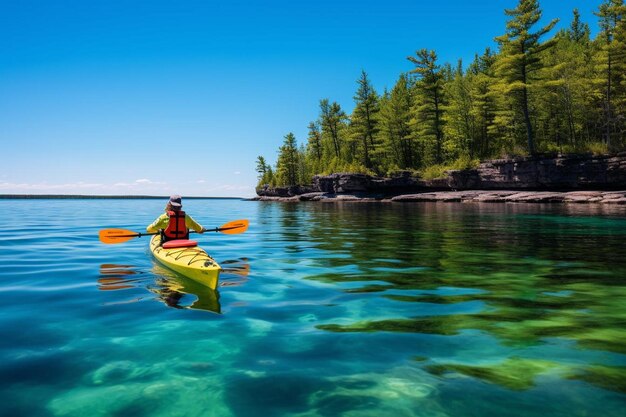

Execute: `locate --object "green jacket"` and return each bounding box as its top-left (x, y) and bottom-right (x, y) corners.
top-left (146, 212), bottom-right (203, 233)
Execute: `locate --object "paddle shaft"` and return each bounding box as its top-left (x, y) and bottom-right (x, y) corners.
top-left (112, 227), bottom-right (229, 239)
top-left (99, 219), bottom-right (249, 244)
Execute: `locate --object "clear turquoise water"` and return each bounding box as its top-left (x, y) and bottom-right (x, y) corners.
top-left (0, 199), bottom-right (625, 417)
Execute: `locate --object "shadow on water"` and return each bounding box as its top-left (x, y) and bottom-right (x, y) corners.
top-left (260, 202), bottom-right (626, 394)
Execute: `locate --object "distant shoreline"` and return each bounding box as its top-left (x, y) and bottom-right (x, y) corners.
top-left (0, 194), bottom-right (244, 200)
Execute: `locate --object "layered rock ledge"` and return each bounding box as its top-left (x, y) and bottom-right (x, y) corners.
top-left (254, 153), bottom-right (626, 205)
top-left (390, 190), bottom-right (626, 204)
top-left (254, 190), bottom-right (626, 204)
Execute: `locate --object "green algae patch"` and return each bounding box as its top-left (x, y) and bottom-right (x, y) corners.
top-left (575, 328), bottom-right (626, 354)
top-left (383, 294), bottom-right (474, 304)
top-left (567, 365), bottom-right (626, 394)
top-left (426, 357), bottom-right (562, 391)
top-left (345, 284), bottom-right (394, 293)
top-left (319, 279), bottom-right (626, 353)
top-left (316, 318), bottom-right (460, 335)
top-left (427, 356), bottom-right (626, 395)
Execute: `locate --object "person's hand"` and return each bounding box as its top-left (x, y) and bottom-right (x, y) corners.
top-left (198, 228), bottom-right (205, 234)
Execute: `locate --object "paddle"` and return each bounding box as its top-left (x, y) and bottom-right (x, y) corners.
top-left (99, 219), bottom-right (249, 244)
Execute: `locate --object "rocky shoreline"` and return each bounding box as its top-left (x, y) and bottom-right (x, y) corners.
top-left (253, 190), bottom-right (626, 204)
top-left (253, 153), bottom-right (626, 205)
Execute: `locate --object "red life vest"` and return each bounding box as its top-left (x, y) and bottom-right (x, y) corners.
top-left (163, 210), bottom-right (189, 241)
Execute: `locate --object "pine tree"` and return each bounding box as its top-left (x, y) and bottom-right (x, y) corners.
top-left (307, 121), bottom-right (323, 161)
top-left (494, 0), bottom-right (558, 155)
top-left (540, 11), bottom-right (595, 150)
top-left (595, 0), bottom-right (626, 149)
top-left (276, 133), bottom-right (300, 186)
top-left (319, 99), bottom-right (347, 160)
top-left (255, 155), bottom-right (275, 186)
top-left (350, 70), bottom-right (380, 170)
top-left (305, 121), bottom-right (323, 176)
top-left (568, 8), bottom-right (591, 43)
top-left (444, 60), bottom-right (476, 159)
top-left (615, 4), bottom-right (626, 131)
top-left (378, 74), bottom-right (414, 171)
top-left (408, 49), bottom-right (446, 164)
top-left (255, 156), bottom-right (268, 182)
top-left (469, 48), bottom-right (498, 157)
top-left (297, 143), bottom-right (312, 185)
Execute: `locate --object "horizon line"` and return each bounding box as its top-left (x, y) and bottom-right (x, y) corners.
top-left (0, 194), bottom-right (246, 200)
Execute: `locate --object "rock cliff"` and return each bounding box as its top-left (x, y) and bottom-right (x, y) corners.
top-left (448, 153), bottom-right (626, 190)
top-left (255, 153), bottom-right (626, 204)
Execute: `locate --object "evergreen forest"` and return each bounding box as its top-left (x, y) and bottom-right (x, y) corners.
top-left (256, 0), bottom-right (626, 188)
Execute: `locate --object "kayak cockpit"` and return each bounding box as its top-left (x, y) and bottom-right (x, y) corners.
top-left (162, 239), bottom-right (198, 249)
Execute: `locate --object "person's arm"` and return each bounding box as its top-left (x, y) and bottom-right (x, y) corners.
top-left (146, 213), bottom-right (169, 233)
top-left (185, 214), bottom-right (204, 233)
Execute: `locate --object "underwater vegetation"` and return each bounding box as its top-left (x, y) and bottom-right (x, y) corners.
top-left (293, 203), bottom-right (626, 395)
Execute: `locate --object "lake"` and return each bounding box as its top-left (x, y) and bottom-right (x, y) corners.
top-left (0, 198), bottom-right (624, 417)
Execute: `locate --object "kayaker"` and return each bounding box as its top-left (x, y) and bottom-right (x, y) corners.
top-left (146, 195), bottom-right (204, 243)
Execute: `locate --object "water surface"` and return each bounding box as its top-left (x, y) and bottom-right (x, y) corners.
top-left (0, 199), bottom-right (624, 416)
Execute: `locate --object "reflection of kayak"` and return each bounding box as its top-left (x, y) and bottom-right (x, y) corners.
top-left (149, 235), bottom-right (221, 290)
top-left (97, 263), bottom-right (221, 313)
top-left (151, 264), bottom-right (221, 314)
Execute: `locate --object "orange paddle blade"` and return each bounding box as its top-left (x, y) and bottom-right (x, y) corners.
top-left (99, 228), bottom-right (141, 244)
top-left (217, 219), bottom-right (249, 234)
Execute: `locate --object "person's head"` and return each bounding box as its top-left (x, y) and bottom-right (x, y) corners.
top-left (165, 195), bottom-right (183, 212)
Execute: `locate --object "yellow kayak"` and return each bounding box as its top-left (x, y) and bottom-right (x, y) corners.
top-left (149, 234), bottom-right (221, 290)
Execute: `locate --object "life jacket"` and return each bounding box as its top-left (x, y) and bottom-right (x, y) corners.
top-left (163, 210), bottom-right (189, 241)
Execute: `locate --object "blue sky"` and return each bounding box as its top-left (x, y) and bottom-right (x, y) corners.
top-left (1, 0), bottom-right (600, 197)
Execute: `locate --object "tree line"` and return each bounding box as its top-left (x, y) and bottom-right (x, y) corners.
top-left (257, 0), bottom-right (626, 188)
